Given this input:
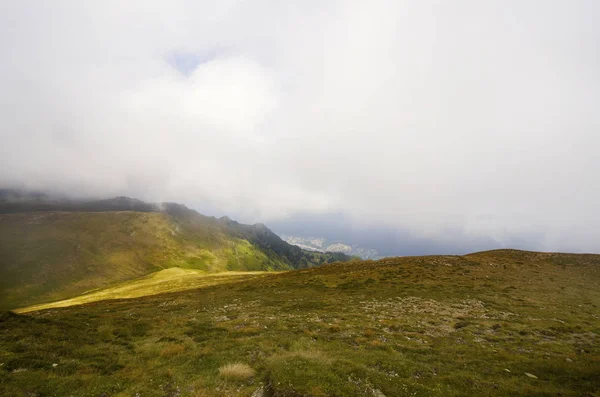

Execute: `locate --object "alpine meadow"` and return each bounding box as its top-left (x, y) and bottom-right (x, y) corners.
top-left (1, 1), bottom-right (600, 396)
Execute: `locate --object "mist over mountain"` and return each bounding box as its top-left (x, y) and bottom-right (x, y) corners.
top-left (0, 189), bottom-right (351, 309)
top-left (269, 211), bottom-right (547, 257)
top-left (1, 2), bottom-right (599, 395)
top-left (0, 188), bottom-right (576, 257)
top-left (281, 235), bottom-right (381, 260)
top-left (1, 1), bottom-right (600, 255)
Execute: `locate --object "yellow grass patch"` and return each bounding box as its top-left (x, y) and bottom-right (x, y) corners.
top-left (15, 268), bottom-right (270, 313)
top-left (218, 362), bottom-right (255, 381)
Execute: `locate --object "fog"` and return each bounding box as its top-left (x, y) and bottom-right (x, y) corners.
top-left (1, 1), bottom-right (599, 253)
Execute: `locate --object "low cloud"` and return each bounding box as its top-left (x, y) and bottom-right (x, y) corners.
top-left (1, 1), bottom-right (599, 253)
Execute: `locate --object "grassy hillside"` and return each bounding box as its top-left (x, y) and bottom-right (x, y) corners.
top-left (1, 250), bottom-right (598, 396)
top-left (0, 207), bottom-right (349, 310)
top-left (14, 268), bottom-right (269, 314)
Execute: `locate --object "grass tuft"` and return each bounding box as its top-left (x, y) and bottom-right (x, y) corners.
top-left (218, 362), bottom-right (255, 381)
top-left (160, 344), bottom-right (186, 357)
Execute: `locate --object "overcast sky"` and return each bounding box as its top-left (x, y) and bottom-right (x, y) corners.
top-left (1, 1), bottom-right (599, 253)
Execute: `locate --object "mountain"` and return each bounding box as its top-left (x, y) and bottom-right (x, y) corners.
top-left (2, 249), bottom-right (599, 396)
top-left (0, 189), bottom-right (159, 213)
top-left (0, 190), bottom-right (351, 310)
top-left (282, 234), bottom-right (381, 259)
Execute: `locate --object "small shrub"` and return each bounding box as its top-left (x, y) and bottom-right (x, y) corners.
top-left (218, 362), bottom-right (255, 381)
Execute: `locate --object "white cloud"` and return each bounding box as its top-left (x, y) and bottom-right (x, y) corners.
top-left (1, 1), bottom-right (599, 252)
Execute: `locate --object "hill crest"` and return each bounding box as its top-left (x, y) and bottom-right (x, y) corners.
top-left (0, 190), bottom-right (351, 310)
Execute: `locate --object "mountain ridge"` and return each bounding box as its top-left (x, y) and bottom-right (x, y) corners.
top-left (0, 190), bottom-right (352, 310)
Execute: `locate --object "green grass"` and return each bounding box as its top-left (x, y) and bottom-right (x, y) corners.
top-left (14, 268), bottom-right (270, 313)
top-left (1, 250), bottom-right (599, 396)
top-left (0, 212), bottom-right (289, 310)
top-left (0, 210), bottom-right (348, 310)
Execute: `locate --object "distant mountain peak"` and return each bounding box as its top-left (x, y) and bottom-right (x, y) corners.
top-left (282, 235), bottom-right (381, 260)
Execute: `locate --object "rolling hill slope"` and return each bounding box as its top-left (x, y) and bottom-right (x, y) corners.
top-left (0, 192), bottom-right (351, 310)
top-left (14, 268), bottom-right (269, 314)
top-left (1, 250), bottom-right (599, 396)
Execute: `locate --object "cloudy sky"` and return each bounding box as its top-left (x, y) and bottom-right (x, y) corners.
top-left (1, 1), bottom-right (599, 254)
